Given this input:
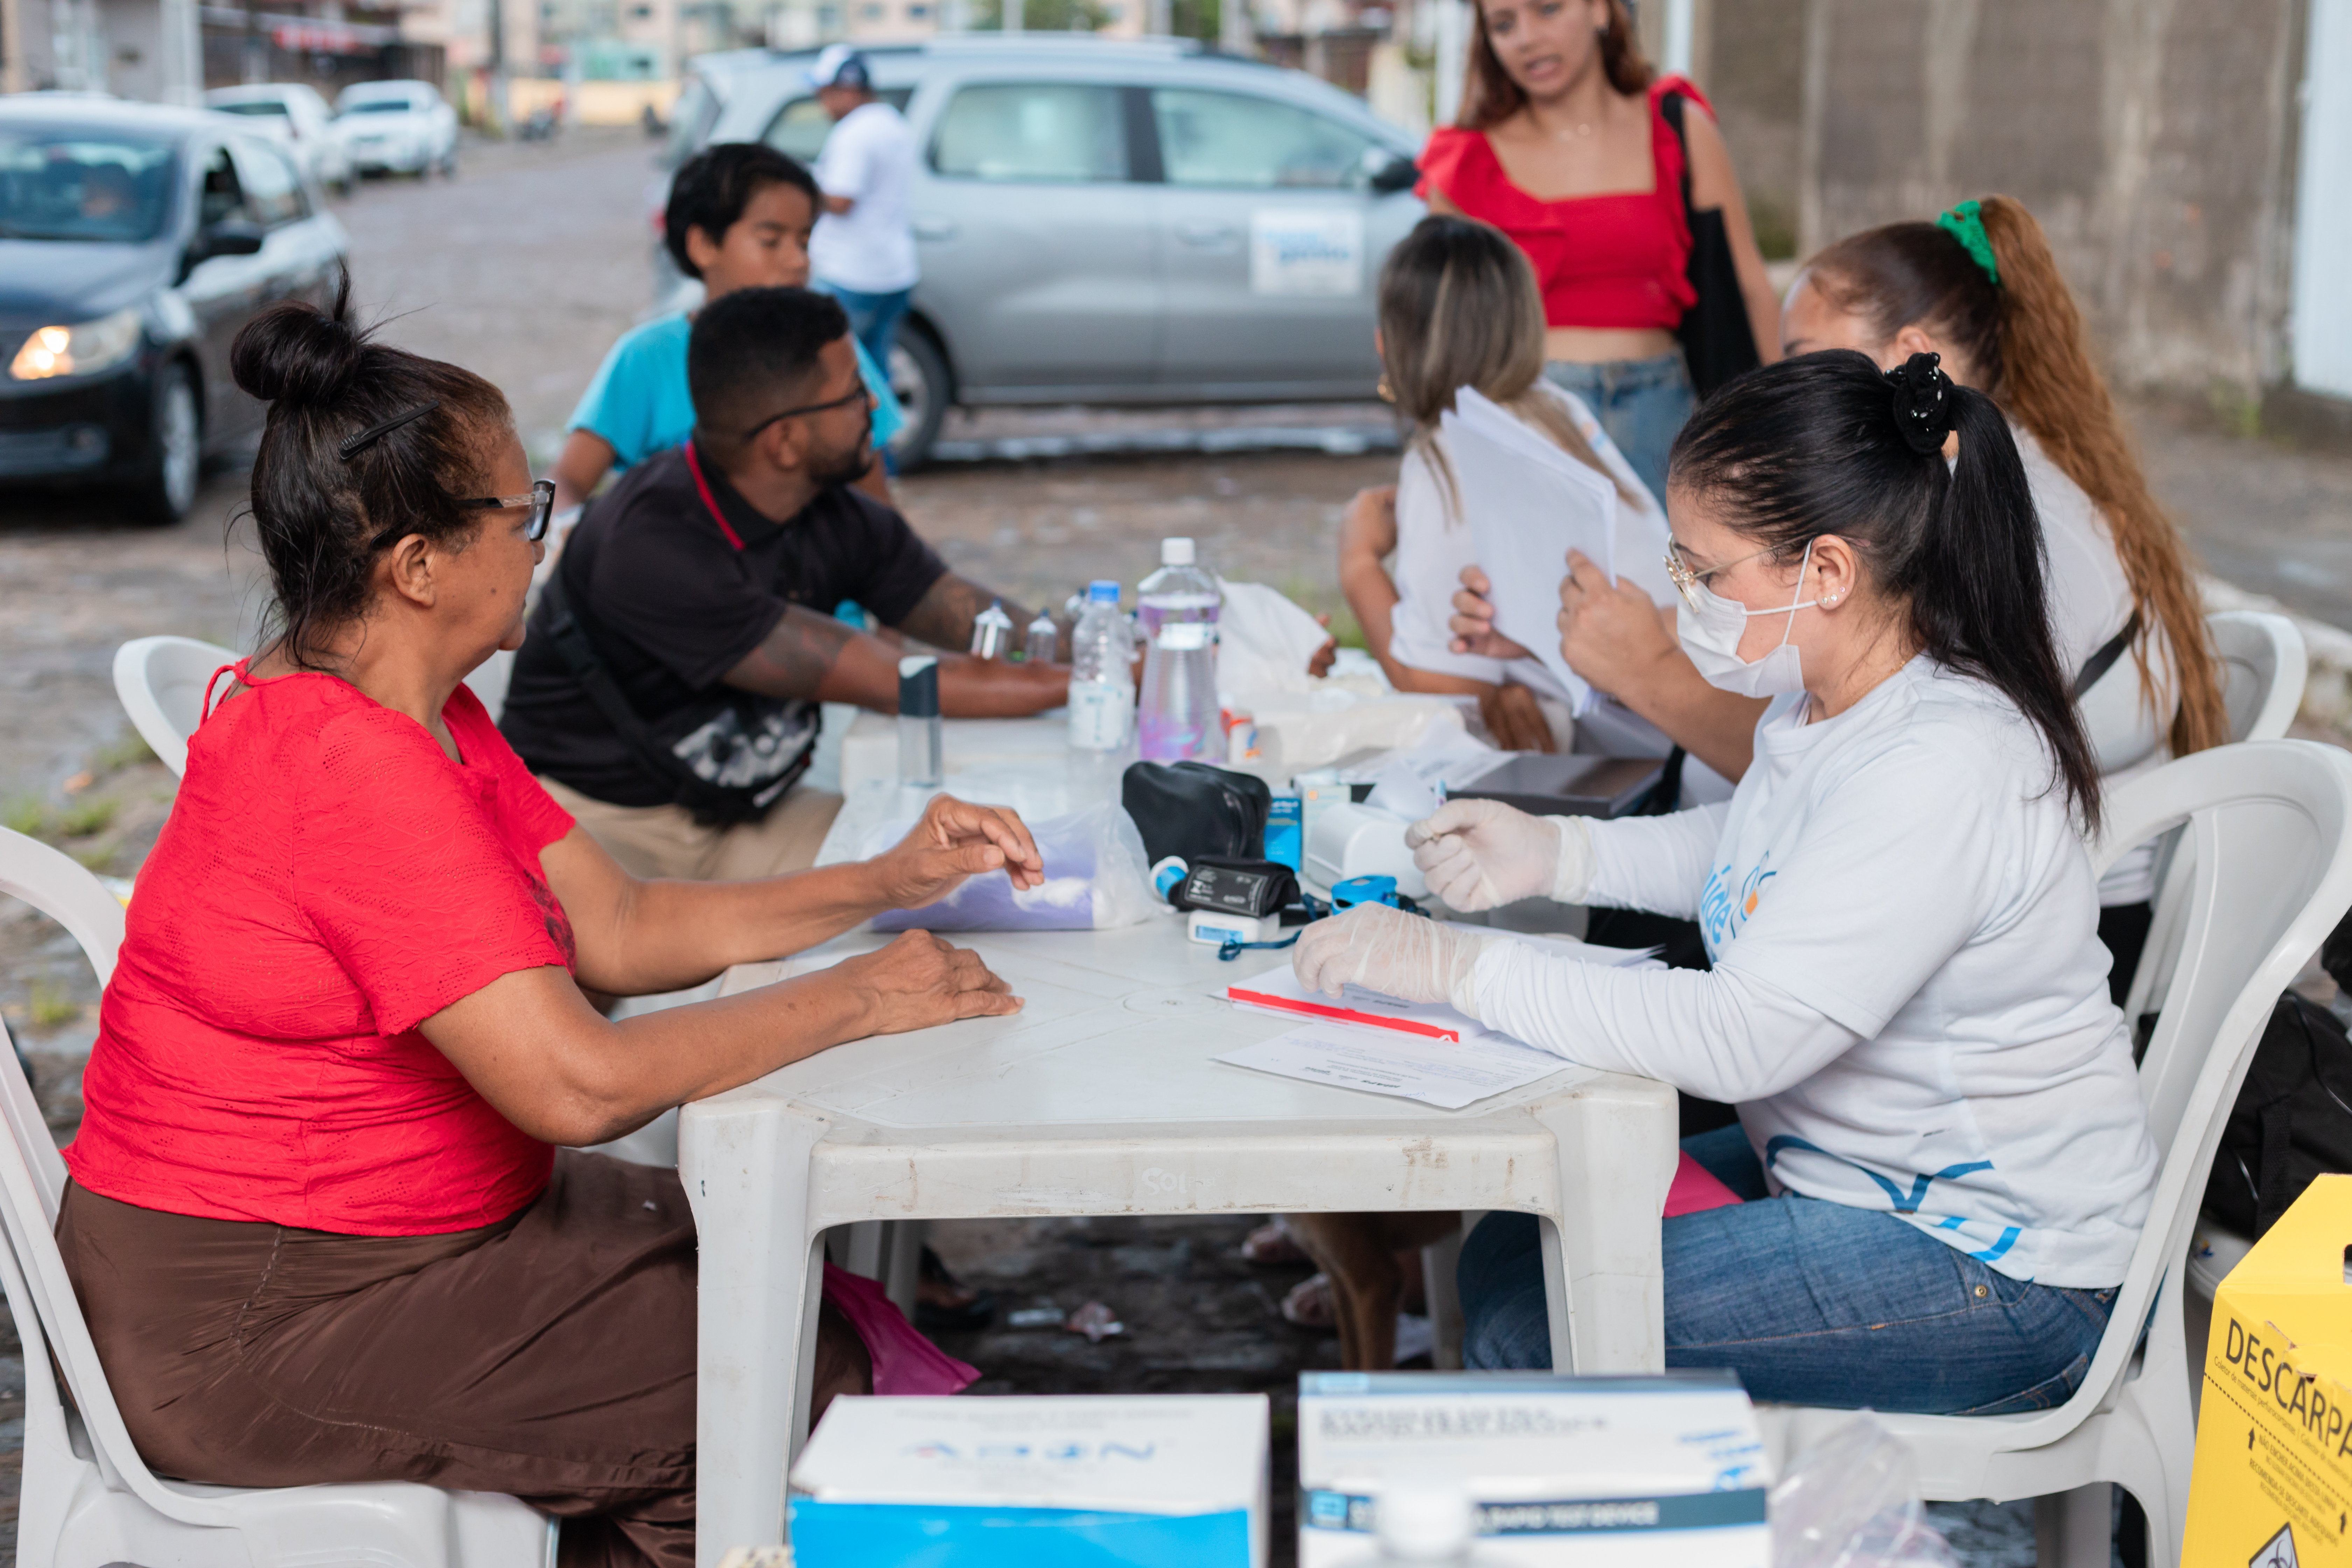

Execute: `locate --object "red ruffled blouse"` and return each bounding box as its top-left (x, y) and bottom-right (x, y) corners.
top-left (1417, 76), bottom-right (1706, 332)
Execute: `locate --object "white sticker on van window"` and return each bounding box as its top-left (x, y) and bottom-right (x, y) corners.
top-left (1249, 209), bottom-right (1364, 296)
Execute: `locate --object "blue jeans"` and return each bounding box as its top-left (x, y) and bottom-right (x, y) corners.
top-left (1541, 350), bottom-right (1695, 509)
top-left (817, 280), bottom-right (912, 380)
top-left (1459, 1125), bottom-right (2118, 1415)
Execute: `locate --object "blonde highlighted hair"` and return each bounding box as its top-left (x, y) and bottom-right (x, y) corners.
top-left (1377, 214), bottom-right (1640, 521)
top-left (1806, 195), bottom-right (2227, 757)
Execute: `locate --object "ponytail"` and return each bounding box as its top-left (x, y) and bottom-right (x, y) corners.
top-left (1806, 197), bottom-right (2227, 758)
top-left (1974, 197), bottom-right (2226, 756)
top-left (1670, 349), bottom-right (2103, 832)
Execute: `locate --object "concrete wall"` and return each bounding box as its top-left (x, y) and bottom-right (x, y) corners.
top-left (1693, 0), bottom-right (2309, 405)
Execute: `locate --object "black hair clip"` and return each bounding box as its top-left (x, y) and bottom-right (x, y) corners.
top-left (338, 399), bottom-right (440, 461)
top-left (1885, 352), bottom-right (1952, 456)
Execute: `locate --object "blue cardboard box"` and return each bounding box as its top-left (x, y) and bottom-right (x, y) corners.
top-left (788, 1393), bottom-right (1268, 1568)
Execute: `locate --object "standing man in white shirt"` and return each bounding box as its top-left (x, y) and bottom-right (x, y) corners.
top-left (807, 46), bottom-right (920, 383)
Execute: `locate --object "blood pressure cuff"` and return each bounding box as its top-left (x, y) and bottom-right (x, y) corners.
top-left (1121, 760), bottom-right (1270, 866)
top-left (1169, 856), bottom-right (1298, 919)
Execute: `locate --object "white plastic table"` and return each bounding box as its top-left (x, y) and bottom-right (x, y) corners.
top-left (678, 915), bottom-right (1678, 1565)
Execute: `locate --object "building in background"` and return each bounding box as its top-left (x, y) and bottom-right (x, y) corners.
top-left (1684, 0), bottom-right (2347, 433)
top-left (3, 0), bottom-right (205, 98)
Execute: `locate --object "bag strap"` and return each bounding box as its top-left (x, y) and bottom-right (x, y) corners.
top-left (537, 567), bottom-right (717, 803)
top-left (2072, 610), bottom-right (2143, 701)
top-left (1659, 89), bottom-right (1695, 222)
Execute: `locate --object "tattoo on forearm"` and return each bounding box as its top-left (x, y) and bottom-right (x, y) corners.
top-left (896, 573), bottom-right (1036, 652)
top-left (736, 606), bottom-right (854, 696)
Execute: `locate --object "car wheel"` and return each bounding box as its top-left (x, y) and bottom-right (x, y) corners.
top-left (886, 326), bottom-right (950, 471)
top-left (127, 361), bottom-right (201, 525)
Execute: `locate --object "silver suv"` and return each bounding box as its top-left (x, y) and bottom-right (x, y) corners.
top-left (668, 36), bottom-right (1424, 464)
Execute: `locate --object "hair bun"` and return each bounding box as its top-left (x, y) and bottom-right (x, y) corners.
top-left (231, 270), bottom-right (366, 406)
top-left (1885, 351), bottom-right (1954, 455)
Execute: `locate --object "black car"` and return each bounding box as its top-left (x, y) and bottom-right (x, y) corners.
top-left (0, 96), bottom-right (347, 522)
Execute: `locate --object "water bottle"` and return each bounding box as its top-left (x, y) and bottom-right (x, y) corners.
top-left (1067, 579), bottom-right (1134, 753)
top-left (1136, 537), bottom-right (1221, 761)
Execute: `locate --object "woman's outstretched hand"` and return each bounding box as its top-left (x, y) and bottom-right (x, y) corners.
top-left (841, 930), bottom-right (1023, 1035)
top-left (1448, 565), bottom-right (1533, 660)
top-left (868, 794), bottom-right (1044, 911)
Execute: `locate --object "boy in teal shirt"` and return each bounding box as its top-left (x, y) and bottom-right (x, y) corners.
top-left (554, 143), bottom-right (904, 511)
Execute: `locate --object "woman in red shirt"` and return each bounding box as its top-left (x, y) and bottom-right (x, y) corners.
top-left (58, 280), bottom-right (1039, 1568)
top-left (1418, 0), bottom-right (1780, 502)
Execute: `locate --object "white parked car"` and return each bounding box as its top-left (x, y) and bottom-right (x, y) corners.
top-left (333, 80), bottom-right (458, 178)
top-left (205, 84), bottom-right (354, 196)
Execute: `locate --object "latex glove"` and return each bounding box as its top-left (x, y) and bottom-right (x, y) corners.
top-left (1292, 905), bottom-right (1497, 1020)
top-left (1406, 799), bottom-right (1593, 911)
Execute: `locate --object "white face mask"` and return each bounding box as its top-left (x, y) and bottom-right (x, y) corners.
top-left (1672, 538), bottom-right (1819, 699)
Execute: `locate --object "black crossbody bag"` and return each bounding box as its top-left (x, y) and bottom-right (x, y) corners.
top-left (1660, 90), bottom-right (1762, 401)
top-left (537, 567), bottom-right (818, 828)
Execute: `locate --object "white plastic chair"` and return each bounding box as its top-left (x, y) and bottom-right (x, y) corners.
top-left (1757, 740), bottom-right (2352, 1568)
top-left (0, 826), bottom-right (557, 1567)
top-left (111, 636), bottom-right (238, 778)
top-left (2210, 609), bottom-right (2308, 745)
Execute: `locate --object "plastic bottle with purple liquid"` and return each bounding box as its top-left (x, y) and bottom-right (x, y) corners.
top-left (1136, 536), bottom-right (1221, 761)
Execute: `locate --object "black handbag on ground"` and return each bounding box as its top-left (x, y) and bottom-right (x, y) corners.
top-left (1660, 90), bottom-right (1761, 401)
top-left (1121, 760), bottom-right (1270, 866)
top-left (2202, 991), bottom-right (2352, 1238)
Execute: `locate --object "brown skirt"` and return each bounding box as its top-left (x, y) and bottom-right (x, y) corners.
top-left (59, 1151), bottom-right (700, 1568)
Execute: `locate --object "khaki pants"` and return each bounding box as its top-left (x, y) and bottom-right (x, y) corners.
top-left (539, 776), bottom-right (845, 882)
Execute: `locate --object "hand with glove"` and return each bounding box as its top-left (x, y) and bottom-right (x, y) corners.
top-left (1292, 905), bottom-right (1497, 1020)
top-left (1405, 799), bottom-right (1592, 912)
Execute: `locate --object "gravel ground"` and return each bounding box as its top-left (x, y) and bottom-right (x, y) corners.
top-left (5, 124), bottom-right (2351, 1566)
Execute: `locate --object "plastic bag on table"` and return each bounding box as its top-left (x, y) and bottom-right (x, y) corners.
top-left (1770, 1414), bottom-right (1960, 1568)
top-left (865, 803), bottom-right (1155, 932)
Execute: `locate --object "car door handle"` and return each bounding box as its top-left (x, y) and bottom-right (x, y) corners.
top-left (1176, 221), bottom-right (1237, 246)
top-left (912, 216), bottom-right (958, 241)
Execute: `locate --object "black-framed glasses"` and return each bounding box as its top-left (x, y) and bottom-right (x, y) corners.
top-left (366, 479), bottom-right (556, 552)
top-left (740, 381), bottom-right (873, 441)
top-left (458, 479), bottom-right (558, 542)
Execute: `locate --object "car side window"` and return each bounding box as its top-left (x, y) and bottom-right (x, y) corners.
top-left (761, 88), bottom-right (917, 165)
top-left (228, 137), bottom-right (308, 226)
top-left (196, 145), bottom-right (244, 228)
top-left (930, 83), bottom-right (1128, 183)
top-left (1150, 88), bottom-right (1381, 190)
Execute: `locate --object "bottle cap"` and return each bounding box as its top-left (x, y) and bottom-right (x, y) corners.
top-left (1088, 579), bottom-right (1122, 603)
top-left (1160, 537), bottom-right (1195, 566)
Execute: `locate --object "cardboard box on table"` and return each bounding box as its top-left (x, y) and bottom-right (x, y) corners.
top-left (2186, 1174), bottom-right (2352, 1568)
top-left (1296, 1371), bottom-right (1770, 1567)
top-left (786, 1393), bottom-right (1268, 1568)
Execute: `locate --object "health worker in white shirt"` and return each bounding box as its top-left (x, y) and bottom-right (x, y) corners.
top-left (806, 47), bottom-right (920, 385)
top-left (1294, 349), bottom-right (2159, 1413)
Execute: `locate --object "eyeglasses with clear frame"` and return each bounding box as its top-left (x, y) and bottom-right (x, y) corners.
top-left (1662, 539), bottom-right (1780, 612)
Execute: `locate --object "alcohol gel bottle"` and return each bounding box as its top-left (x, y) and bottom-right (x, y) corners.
top-left (969, 599), bottom-right (1014, 659)
top-left (1024, 609), bottom-right (1059, 665)
top-left (1067, 580), bottom-right (1134, 753)
top-left (1136, 537), bottom-right (1220, 761)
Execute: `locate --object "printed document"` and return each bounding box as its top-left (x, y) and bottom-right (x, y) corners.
top-left (1218, 934), bottom-right (1660, 1108)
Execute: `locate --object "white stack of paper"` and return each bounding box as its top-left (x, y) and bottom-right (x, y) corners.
top-left (1438, 387), bottom-right (1676, 716)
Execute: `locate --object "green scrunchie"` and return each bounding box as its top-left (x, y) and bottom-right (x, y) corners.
top-left (1937, 199), bottom-right (2000, 287)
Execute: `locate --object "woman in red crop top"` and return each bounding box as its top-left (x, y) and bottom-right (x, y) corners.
top-left (1417, 0), bottom-right (1779, 501)
top-left (57, 280), bottom-right (1042, 1568)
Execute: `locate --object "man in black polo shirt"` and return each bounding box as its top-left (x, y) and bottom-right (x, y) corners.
top-left (500, 286), bottom-right (1066, 880)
